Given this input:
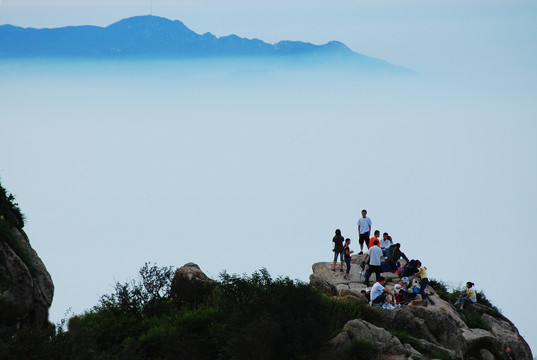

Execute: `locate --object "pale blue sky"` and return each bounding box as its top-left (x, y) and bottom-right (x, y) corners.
top-left (1, 0), bottom-right (536, 356)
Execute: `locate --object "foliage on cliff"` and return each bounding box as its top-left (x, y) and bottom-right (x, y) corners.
top-left (0, 264), bottom-right (367, 360)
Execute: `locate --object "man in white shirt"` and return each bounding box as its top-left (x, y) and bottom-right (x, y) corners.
top-left (379, 233), bottom-right (392, 258)
top-left (357, 209), bottom-right (372, 255)
top-left (370, 276), bottom-right (394, 307)
top-left (364, 240), bottom-right (383, 287)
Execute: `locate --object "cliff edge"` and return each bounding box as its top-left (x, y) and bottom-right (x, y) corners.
top-left (310, 254), bottom-right (532, 360)
top-left (0, 182), bottom-right (54, 327)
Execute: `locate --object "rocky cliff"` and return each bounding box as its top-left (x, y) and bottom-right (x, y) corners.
top-left (310, 254), bottom-right (532, 360)
top-left (0, 183), bottom-right (54, 327)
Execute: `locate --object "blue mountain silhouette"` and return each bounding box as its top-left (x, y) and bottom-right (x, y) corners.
top-left (0, 15), bottom-right (408, 71)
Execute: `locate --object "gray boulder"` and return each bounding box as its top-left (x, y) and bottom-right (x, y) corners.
top-left (0, 225), bottom-right (54, 327)
top-left (309, 260), bottom-right (533, 359)
top-left (319, 319), bottom-right (407, 360)
top-left (170, 262), bottom-right (216, 304)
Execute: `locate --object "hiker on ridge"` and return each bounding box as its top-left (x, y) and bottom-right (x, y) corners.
top-left (454, 281), bottom-right (477, 309)
top-left (357, 209), bottom-right (372, 254)
top-left (332, 229), bottom-right (345, 272)
top-left (343, 238), bottom-right (354, 281)
top-left (364, 239), bottom-right (382, 287)
top-left (379, 232), bottom-right (392, 257)
top-left (386, 243), bottom-right (409, 270)
top-left (416, 260), bottom-right (429, 301)
top-left (368, 230), bottom-right (381, 249)
top-left (370, 276), bottom-right (395, 309)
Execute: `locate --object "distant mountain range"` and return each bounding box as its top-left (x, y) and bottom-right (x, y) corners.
top-left (0, 15), bottom-right (409, 72)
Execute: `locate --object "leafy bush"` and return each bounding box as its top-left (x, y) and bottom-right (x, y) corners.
top-left (393, 330), bottom-right (451, 360)
top-left (428, 278), bottom-right (450, 302)
top-left (0, 182), bottom-right (36, 281)
top-left (344, 338), bottom-right (381, 360)
top-left (0, 181), bottom-right (25, 229)
top-left (459, 308), bottom-right (491, 330)
top-left (56, 266), bottom-right (366, 360)
top-left (215, 268), bottom-right (357, 360)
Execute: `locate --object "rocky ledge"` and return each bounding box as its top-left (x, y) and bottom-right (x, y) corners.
top-left (310, 254), bottom-right (532, 360)
top-left (0, 184), bottom-right (54, 328)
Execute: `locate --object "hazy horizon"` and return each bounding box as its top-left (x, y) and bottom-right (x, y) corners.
top-left (1, 0), bottom-right (536, 355)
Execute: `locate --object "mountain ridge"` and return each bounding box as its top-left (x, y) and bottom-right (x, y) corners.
top-left (0, 15), bottom-right (407, 72)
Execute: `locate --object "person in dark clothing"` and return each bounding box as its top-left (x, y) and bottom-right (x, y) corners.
top-left (386, 243), bottom-right (409, 270)
top-left (400, 259), bottom-right (419, 278)
top-left (332, 229), bottom-right (345, 272)
top-left (343, 238), bottom-right (354, 280)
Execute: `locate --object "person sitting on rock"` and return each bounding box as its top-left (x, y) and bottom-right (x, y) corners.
top-left (332, 229), bottom-right (345, 273)
top-left (386, 243), bottom-right (409, 271)
top-left (454, 281), bottom-right (477, 309)
top-left (359, 251), bottom-right (369, 277)
top-left (370, 276), bottom-right (395, 309)
top-left (379, 232), bottom-right (392, 257)
top-left (399, 259), bottom-right (419, 278)
top-left (393, 277), bottom-right (410, 305)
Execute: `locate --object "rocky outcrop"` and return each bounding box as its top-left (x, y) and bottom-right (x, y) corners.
top-left (319, 319), bottom-right (406, 360)
top-left (170, 262), bottom-right (217, 304)
top-left (310, 256), bottom-right (532, 360)
top-left (0, 185), bottom-right (54, 327)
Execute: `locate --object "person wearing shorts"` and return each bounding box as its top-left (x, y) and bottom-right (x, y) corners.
top-left (357, 209), bottom-right (372, 254)
top-left (332, 229), bottom-right (345, 272)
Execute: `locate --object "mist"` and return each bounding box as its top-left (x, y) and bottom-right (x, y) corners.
top-left (1, 57), bottom-right (535, 350)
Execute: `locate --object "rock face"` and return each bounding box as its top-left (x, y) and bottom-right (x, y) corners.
top-left (310, 255), bottom-right (533, 360)
top-left (170, 262), bottom-right (216, 305)
top-left (0, 185), bottom-right (54, 327)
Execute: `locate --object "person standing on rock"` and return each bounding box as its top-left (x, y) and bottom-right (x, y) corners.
top-left (332, 229), bottom-right (345, 272)
top-left (364, 240), bottom-right (382, 287)
top-left (416, 260), bottom-right (429, 301)
top-left (343, 238), bottom-right (354, 280)
top-left (357, 209), bottom-right (372, 254)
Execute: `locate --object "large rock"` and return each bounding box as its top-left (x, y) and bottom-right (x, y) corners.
top-left (170, 262), bottom-right (216, 304)
top-left (482, 312), bottom-right (533, 359)
top-left (361, 305), bottom-right (467, 358)
top-left (462, 328), bottom-right (501, 357)
top-left (0, 225), bottom-right (54, 327)
top-left (319, 319), bottom-right (407, 360)
top-left (309, 260), bottom-right (533, 359)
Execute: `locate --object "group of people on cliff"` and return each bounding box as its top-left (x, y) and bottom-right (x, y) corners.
top-left (331, 209), bottom-right (476, 310)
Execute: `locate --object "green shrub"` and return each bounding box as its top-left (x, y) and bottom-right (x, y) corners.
top-left (344, 339), bottom-right (381, 360)
top-left (0, 181), bottom-right (36, 279)
top-left (393, 330), bottom-right (451, 360)
top-left (428, 278), bottom-right (450, 302)
top-left (0, 181), bottom-right (25, 229)
top-left (215, 268), bottom-right (353, 360)
top-left (459, 308), bottom-right (491, 330)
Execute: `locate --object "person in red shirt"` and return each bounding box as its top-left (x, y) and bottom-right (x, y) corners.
top-left (368, 230), bottom-right (380, 249)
